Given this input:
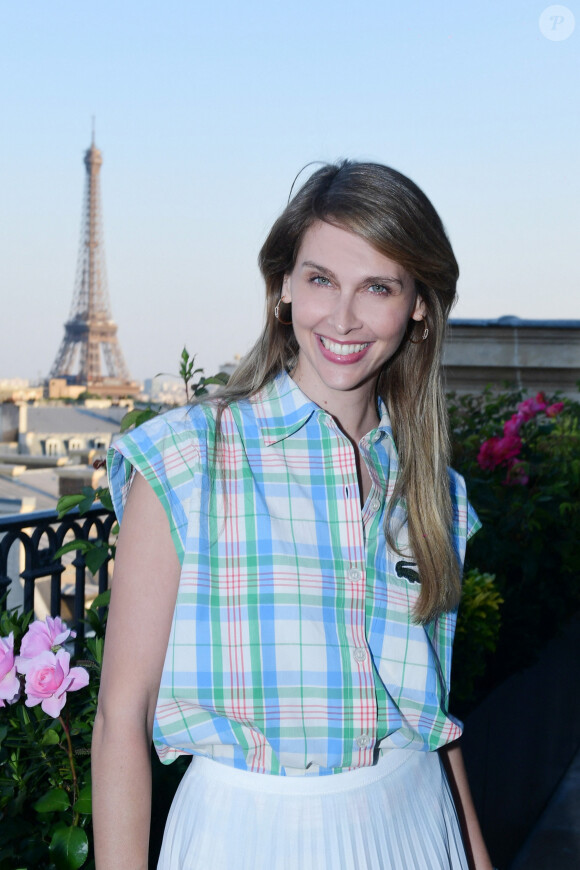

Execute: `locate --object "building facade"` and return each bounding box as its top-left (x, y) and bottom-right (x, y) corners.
top-left (443, 317), bottom-right (580, 398)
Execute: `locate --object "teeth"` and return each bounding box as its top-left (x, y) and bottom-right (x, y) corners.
top-left (320, 337), bottom-right (370, 355)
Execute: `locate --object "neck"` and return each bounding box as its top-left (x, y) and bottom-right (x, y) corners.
top-left (331, 394), bottom-right (380, 444)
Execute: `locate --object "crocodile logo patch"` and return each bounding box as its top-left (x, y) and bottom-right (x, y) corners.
top-left (395, 560), bottom-right (420, 584)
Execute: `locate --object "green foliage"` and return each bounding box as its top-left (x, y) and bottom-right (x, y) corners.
top-left (0, 601), bottom-right (106, 869)
top-left (49, 825), bottom-right (89, 870)
top-left (55, 539), bottom-right (111, 577)
top-left (451, 569), bottom-right (503, 713)
top-left (57, 487), bottom-right (113, 521)
top-left (119, 407), bottom-right (159, 433)
top-left (177, 346), bottom-right (229, 403)
top-left (450, 388), bottom-right (580, 686)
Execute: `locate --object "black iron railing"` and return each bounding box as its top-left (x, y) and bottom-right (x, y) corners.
top-left (0, 504), bottom-right (115, 654)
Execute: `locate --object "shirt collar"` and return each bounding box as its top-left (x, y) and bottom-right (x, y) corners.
top-left (252, 370), bottom-right (398, 449)
top-left (376, 397), bottom-right (395, 443)
top-left (252, 371), bottom-right (320, 446)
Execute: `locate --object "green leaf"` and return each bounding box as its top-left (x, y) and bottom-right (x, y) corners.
top-left (96, 487), bottom-right (114, 512)
top-left (85, 635), bottom-right (105, 665)
top-left (41, 729), bottom-right (61, 746)
top-left (33, 787), bottom-right (71, 813)
top-left (90, 589), bottom-right (111, 609)
top-left (84, 546), bottom-right (110, 576)
top-left (55, 539), bottom-right (93, 559)
top-left (57, 494), bottom-right (87, 519)
top-left (49, 825), bottom-right (89, 870)
top-left (120, 407), bottom-right (158, 432)
top-left (73, 784), bottom-right (92, 815)
top-left (119, 408), bottom-right (144, 431)
top-left (204, 372), bottom-right (230, 386)
top-left (71, 486), bottom-right (98, 516)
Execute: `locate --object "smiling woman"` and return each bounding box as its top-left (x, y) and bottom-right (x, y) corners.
top-left (282, 221), bottom-right (425, 421)
top-left (92, 161), bottom-right (493, 870)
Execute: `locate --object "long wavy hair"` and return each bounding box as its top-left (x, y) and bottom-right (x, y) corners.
top-left (212, 161), bottom-right (460, 623)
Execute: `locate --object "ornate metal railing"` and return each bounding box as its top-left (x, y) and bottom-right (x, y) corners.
top-left (0, 504), bottom-right (115, 655)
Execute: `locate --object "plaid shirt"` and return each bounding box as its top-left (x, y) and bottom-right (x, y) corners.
top-left (108, 371), bottom-right (480, 776)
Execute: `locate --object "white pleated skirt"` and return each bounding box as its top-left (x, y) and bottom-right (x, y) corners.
top-left (157, 748), bottom-right (468, 869)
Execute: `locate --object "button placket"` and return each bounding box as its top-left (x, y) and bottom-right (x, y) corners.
top-left (332, 428), bottom-right (374, 761)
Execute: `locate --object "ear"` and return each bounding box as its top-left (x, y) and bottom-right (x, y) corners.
top-left (410, 293), bottom-right (426, 322)
top-left (281, 274), bottom-right (292, 303)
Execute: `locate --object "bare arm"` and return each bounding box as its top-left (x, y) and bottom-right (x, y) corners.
top-left (439, 741), bottom-right (494, 870)
top-left (92, 473), bottom-right (181, 870)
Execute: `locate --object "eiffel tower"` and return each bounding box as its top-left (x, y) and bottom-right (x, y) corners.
top-left (49, 132), bottom-right (138, 397)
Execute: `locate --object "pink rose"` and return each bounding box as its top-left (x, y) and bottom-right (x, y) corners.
top-left (545, 402), bottom-right (564, 418)
top-left (477, 434), bottom-right (522, 471)
top-left (503, 413), bottom-right (525, 437)
top-left (495, 434), bottom-right (522, 463)
top-left (517, 393), bottom-right (547, 421)
top-left (17, 616), bottom-right (76, 672)
top-left (24, 649), bottom-right (89, 718)
top-left (0, 633), bottom-right (21, 707)
top-left (504, 459), bottom-right (530, 486)
top-left (477, 437), bottom-right (502, 470)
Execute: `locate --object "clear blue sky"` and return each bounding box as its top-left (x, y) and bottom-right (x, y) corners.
top-left (1, 1), bottom-right (578, 382)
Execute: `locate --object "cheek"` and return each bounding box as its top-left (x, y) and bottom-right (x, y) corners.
top-left (290, 290), bottom-right (327, 327)
top-left (374, 307), bottom-right (414, 340)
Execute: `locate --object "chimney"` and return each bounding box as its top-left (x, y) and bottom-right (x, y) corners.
top-left (18, 403), bottom-right (28, 435)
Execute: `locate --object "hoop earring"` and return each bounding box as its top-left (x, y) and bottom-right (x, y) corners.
top-left (274, 299), bottom-right (292, 326)
top-left (408, 320), bottom-right (429, 343)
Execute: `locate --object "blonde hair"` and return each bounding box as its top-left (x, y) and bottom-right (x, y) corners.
top-left (213, 161), bottom-right (460, 623)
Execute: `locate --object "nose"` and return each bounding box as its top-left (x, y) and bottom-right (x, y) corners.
top-left (329, 292), bottom-right (363, 335)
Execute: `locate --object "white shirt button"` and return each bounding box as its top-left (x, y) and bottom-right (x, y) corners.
top-left (347, 568), bottom-right (363, 583)
top-left (369, 498), bottom-right (381, 513)
top-left (353, 647), bottom-right (367, 663)
top-left (356, 733), bottom-right (371, 748)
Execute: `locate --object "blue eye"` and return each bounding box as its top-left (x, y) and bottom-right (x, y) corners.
top-left (311, 275), bottom-right (332, 286)
top-left (368, 284), bottom-right (391, 295)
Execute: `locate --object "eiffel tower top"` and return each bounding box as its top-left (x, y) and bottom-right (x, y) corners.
top-left (48, 133), bottom-right (139, 397)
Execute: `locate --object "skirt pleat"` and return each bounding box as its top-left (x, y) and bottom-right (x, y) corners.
top-left (157, 749), bottom-right (468, 869)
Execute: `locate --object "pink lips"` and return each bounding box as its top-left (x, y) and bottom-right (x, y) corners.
top-left (317, 335), bottom-right (372, 365)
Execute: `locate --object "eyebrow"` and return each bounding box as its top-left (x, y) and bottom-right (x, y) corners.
top-left (301, 260), bottom-right (404, 288)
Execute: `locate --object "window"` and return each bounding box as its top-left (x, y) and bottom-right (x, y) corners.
top-left (45, 439), bottom-right (61, 456)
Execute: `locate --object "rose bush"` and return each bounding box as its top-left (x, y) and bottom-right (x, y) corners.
top-left (475, 391), bottom-right (566, 486)
top-left (0, 602), bottom-right (106, 870)
top-left (449, 386), bottom-right (580, 690)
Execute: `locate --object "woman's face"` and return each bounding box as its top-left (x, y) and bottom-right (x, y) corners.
top-left (283, 220), bottom-right (425, 412)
